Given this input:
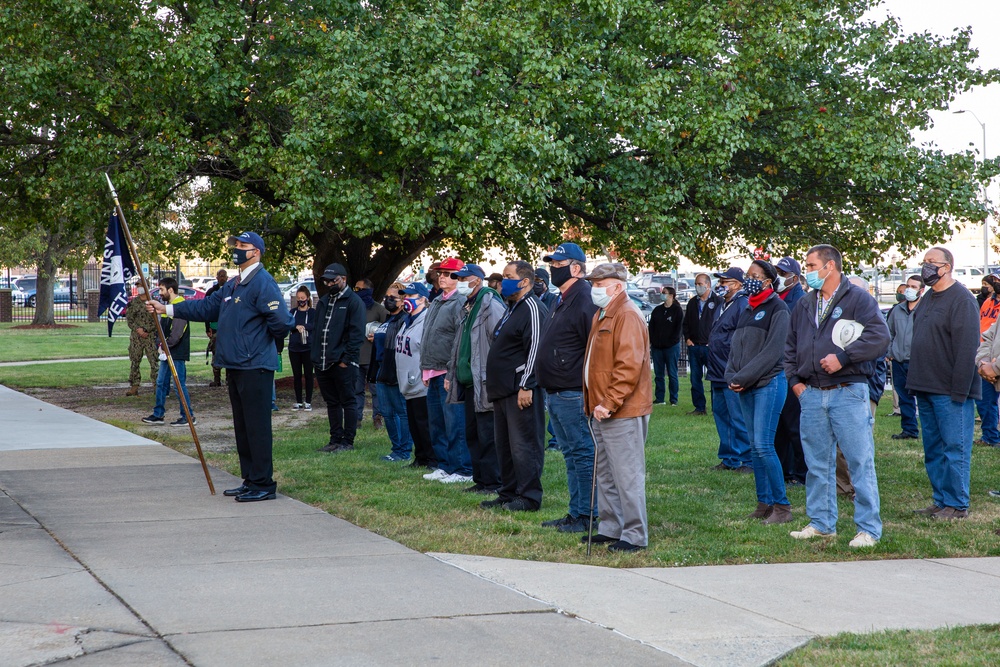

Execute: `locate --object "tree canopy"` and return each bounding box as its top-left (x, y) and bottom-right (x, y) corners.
top-left (2, 0), bottom-right (998, 299)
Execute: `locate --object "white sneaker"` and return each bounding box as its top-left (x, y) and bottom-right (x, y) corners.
top-left (292, 403), bottom-right (303, 411)
top-left (423, 468), bottom-right (448, 481)
top-left (849, 531), bottom-right (878, 548)
top-left (790, 525), bottom-right (836, 540)
top-left (303, 403), bottom-right (312, 411)
top-left (440, 473), bottom-right (473, 484)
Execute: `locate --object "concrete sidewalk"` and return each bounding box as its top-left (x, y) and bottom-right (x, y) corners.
top-left (2, 384), bottom-right (1000, 666)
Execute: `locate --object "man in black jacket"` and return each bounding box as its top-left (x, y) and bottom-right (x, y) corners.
top-left (536, 243), bottom-right (599, 532)
top-left (482, 260), bottom-right (546, 512)
top-left (312, 263), bottom-right (367, 453)
top-left (649, 286), bottom-right (684, 406)
top-left (683, 273), bottom-right (722, 415)
top-left (785, 244), bottom-right (889, 548)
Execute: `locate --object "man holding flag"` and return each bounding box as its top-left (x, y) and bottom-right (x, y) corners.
top-left (146, 231), bottom-right (293, 502)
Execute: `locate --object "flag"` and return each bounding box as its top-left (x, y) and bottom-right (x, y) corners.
top-left (98, 211), bottom-right (137, 336)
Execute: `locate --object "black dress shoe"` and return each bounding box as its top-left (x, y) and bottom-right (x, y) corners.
top-left (235, 489), bottom-right (276, 502)
top-left (223, 485), bottom-right (250, 497)
top-left (608, 540), bottom-right (646, 553)
top-left (581, 533), bottom-right (619, 544)
top-left (480, 497), bottom-right (507, 509)
top-left (891, 432), bottom-right (919, 440)
top-left (502, 498), bottom-right (538, 512)
top-left (317, 442), bottom-right (342, 452)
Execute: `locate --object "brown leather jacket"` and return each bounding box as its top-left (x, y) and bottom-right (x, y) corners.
top-left (583, 292), bottom-right (653, 418)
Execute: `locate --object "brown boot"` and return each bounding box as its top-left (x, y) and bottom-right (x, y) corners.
top-left (762, 504), bottom-right (793, 525)
top-left (125, 385), bottom-right (139, 397)
top-left (747, 502), bottom-right (773, 520)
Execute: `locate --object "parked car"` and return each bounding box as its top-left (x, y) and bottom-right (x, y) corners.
top-left (284, 280), bottom-right (318, 308)
top-left (953, 266), bottom-right (988, 292)
top-left (14, 276), bottom-right (81, 308)
top-left (634, 273), bottom-right (690, 302)
top-left (188, 276), bottom-right (218, 291)
top-left (629, 295), bottom-right (654, 322)
top-left (625, 279), bottom-right (649, 302)
top-left (148, 285), bottom-right (206, 301)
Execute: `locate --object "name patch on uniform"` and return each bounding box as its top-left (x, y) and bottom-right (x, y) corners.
top-left (832, 306), bottom-right (843, 319)
top-left (268, 300), bottom-right (280, 311)
top-left (754, 311), bottom-right (765, 321)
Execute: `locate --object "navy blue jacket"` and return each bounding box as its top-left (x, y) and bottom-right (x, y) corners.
top-left (535, 278), bottom-right (598, 392)
top-left (707, 292), bottom-right (749, 383)
top-left (171, 266), bottom-right (293, 371)
top-left (784, 276), bottom-right (890, 388)
top-left (779, 282), bottom-right (805, 310)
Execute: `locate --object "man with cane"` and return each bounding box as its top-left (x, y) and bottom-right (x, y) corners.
top-left (147, 231), bottom-right (293, 501)
top-left (581, 263), bottom-right (653, 553)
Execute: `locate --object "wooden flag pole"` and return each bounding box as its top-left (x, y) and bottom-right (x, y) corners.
top-left (105, 174), bottom-right (216, 495)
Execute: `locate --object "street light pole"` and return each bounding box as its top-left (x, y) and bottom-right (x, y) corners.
top-left (955, 109), bottom-right (989, 274)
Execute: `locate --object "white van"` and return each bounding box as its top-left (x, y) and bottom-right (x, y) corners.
top-left (953, 266), bottom-right (987, 292)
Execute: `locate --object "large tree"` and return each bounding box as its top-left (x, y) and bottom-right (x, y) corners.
top-left (2, 0), bottom-right (997, 300)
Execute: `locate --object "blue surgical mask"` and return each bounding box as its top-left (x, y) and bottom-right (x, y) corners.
top-left (500, 278), bottom-right (523, 299)
top-left (805, 269), bottom-right (825, 290)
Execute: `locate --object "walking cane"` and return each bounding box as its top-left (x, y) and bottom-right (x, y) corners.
top-left (585, 415), bottom-right (601, 557)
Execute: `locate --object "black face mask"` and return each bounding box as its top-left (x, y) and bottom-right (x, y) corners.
top-left (921, 263), bottom-right (941, 287)
top-left (533, 282), bottom-right (547, 297)
top-left (384, 297), bottom-right (398, 311)
top-left (232, 247), bottom-right (254, 265)
top-left (550, 265), bottom-right (573, 287)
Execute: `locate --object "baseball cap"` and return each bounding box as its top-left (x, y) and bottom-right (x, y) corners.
top-left (321, 263), bottom-right (347, 280)
top-left (227, 231), bottom-right (265, 253)
top-left (586, 263), bottom-right (628, 282)
top-left (454, 264), bottom-right (486, 280)
top-left (401, 282), bottom-right (430, 298)
top-left (437, 257), bottom-right (465, 272)
top-left (713, 267), bottom-right (745, 283)
top-left (543, 242), bottom-right (587, 263)
top-left (775, 257), bottom-right (801, 276)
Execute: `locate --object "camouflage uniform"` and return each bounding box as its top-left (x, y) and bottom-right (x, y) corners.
top-left (126, 296), bottom-right (158, 389)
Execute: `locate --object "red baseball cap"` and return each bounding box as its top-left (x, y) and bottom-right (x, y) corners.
top-left (437, 257), bottom-right (465, 271)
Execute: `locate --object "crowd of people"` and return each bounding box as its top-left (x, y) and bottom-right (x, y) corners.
top-left (136, 232), bottom-right (997, 550)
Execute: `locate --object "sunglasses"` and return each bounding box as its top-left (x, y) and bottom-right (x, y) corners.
top-left (437, 271), bottom-right (457, 279)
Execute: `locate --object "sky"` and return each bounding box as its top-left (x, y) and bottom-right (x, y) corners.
top-left (874, 1), bottom-right (1000, 163)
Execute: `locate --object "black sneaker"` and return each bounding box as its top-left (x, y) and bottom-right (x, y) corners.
top-left (581, 533), bottom-right (618, 544)
top-left (734, 465), bottom-right (754, 474)
top-left (687, 409), bottom-right (707, 416)
top-left (541, 514), bottom-right (574, 528)
top-left (170, 417), bottom-right (197, 427)
top-left (141, 414), bottom-right (164, 425)
top-left (502, 498), bottom-right (538, 512)
top-left (480, 497), bottom-right (506, 509)
top-left (653, 400), bottom-right (666, 405)
top-left (558, 516), bottom-right (592, 533)
top-left (891, 432), bottom-right (918, 440)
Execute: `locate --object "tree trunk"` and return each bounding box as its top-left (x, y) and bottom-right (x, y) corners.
top-left (32, 241), bottom-right (58, 326)
top-left (309, 229), bottom-right (446, 299)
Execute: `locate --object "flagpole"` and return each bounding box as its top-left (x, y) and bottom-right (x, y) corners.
top-left (105, 174), bottom-right (216, 495)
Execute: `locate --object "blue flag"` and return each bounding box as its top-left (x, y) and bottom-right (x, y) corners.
top-left (98, 212), bottom-right (137, 336)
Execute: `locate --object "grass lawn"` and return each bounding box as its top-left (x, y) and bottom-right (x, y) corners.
top-left (779, 624), bottom-right (1000, 666)
top-left (0, 321), bottom-right (212, 362)
top-left (159, 388), bottom-right (1000, 568)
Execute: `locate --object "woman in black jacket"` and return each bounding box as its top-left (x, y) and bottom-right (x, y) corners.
top-left (288, 285), bottom-right (316, 410)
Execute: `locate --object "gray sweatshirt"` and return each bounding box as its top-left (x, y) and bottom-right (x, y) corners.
top-left (419, 290), bottom-right (466, 371)
top-left (886, 301), bottom-right (919, 363)
top-left (394, 309), bottom-right (428, 399)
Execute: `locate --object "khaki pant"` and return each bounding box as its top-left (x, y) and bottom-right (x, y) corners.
top-left (592, 415), bottom-right (650, 547)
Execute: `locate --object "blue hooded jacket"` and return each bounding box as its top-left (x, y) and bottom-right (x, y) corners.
top-left (171, 266), bottom-right (293, 370)
top-left (707, 291), bottom-right (749, 383)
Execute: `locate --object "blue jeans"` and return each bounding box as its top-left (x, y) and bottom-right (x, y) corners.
top-left (153, 359), bottom-right (192, 420)
top-left (711, 382), bottom-right (751, 468)
top-left (425, 375), bottom-right (471, 475)
top-left (891, 360), bottom-right (919, 437)
top-left (739, 375), bottom-right (789, 506)
top-left (798, 383), bottom-right (882, 538)
top-left (546, 390), bottom-right (597, 519)
top-left (688, 345), bottom-right (709, 411)
top-left (652, 344), bottom-right (680, 404)
top-left (915, 392), bottom-right (974, 510)
top-left (975, 378), bottom-right (1000, 444)
top-left (375, 382), bottom-right (413, 458)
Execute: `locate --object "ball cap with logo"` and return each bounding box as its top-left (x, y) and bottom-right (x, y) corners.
top-left (543, 242), bottom-right (587, 263)
top-left (226, 231), bottom-right (265, 253)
